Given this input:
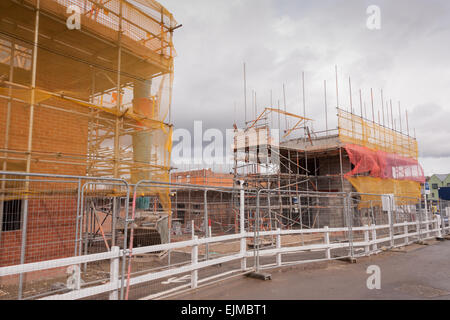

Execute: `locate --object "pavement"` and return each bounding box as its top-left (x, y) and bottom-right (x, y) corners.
top-left (172, 240), bottom-right (450, 300)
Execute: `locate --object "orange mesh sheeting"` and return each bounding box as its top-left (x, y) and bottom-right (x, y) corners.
top-left (338, 109), bottom-right (418, 158)
top-left (347, 177), bottom-right (421, 207)
top-left (344, 144), bottom-right (425, 183)
top-left (0, 0), bottom-right (176, 212)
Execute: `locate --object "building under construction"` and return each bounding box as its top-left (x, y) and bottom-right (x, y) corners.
top-left (233, 104), bottom-right (425, 230)
top-left (0, 0), bottom-right (177, 266)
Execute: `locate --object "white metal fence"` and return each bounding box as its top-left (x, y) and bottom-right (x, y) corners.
top-left (0, 172), bottom-right (448, 300)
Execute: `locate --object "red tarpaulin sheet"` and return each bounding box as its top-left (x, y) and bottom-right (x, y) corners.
top-left (344, 144), bottom-right (425, 183)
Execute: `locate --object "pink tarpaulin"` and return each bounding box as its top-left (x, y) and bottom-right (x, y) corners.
top-left (344, 144), bottom-right (425, 183)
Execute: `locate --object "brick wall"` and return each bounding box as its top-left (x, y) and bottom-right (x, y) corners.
top-left (0, 97), bottom-right (89, 175)
top-left (171, 169), bottom-right (234, 187)
top-left (0, 194), bottom-right (78, 268)
top-left (0, 97), bottom-right (88, 268)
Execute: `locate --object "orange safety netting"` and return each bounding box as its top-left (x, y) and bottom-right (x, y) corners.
top-left (0, 0), bottom-right (176, 213)
top-left (347, 177), bottom-right (421, 207)
top-left (338, 109), bottom-right (418, 159)
top-left (344, 144), bottom-right (425, 183)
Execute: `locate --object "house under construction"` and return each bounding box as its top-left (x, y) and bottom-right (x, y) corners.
top-left (0, 0), bottom-right (177, 266)
top-left (233, 105), bottom-right (425, 230)
top-left (0, 0), bottom-right (426, 281)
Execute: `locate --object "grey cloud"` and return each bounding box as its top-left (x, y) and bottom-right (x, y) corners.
top-left (411, 104), bottom-right (450, 158)
top-left (163, 0), bottom-right (450, 172)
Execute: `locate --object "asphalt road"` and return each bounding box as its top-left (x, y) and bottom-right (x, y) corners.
top-left (172, 240), bottom-right (450, 300)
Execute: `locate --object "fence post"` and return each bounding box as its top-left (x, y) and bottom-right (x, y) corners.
top-left (239, 181), bottom-right (247, 271)
top-left (345, 194), bottom-right (354, 259)
top-left (276, 228), bottom-right (282, 266)
top-left (75, 265), bottom-right (81, 290)
top-left (436, 215), bottom-right (442, 238)
top-left (439, 200), bottom-right (444, 236)
top-left (371, 224), bottom-right (377, 252)
top-left (191, 236), bottom-right (198, 289)
top-left (425, 216), bottom-right (430, 239)
top-left (109, 246), bottom-right (120, 300)
top-left (443, 207), bottom-right (448, 236)
top-left (324, 226), bottom-right (331, 260)
top-left (446, 207), bottom-right (450, 235)
top-left (404, 224), bottom-right (409, 245)
top-left (417, 213), bottom-right (421, 242)
top-left (111, 198), bottom-right (119, 247)
top-left (387, 197), bottom-right (394, 248)
top-left (364, 225), bottom-right (370, 255)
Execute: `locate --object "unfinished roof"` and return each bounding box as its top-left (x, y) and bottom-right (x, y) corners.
top-left (280, 134), bottom-right (343, 155)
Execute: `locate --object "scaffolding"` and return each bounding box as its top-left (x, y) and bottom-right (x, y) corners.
top-left (233, 102), bottom-right (424, 231)
top-left (0, 0), bottom-right (177, 201)
top-left (338, 108), bottom-right (424, 206)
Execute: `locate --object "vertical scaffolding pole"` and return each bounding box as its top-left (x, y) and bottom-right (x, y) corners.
top-left (381, 90), bottom-right (385, 127)
top-left (204, 190), bottom-right (209, 261)
top-left (0, 39), bottom-right (15, 246)
top-left (359, 89), bottom-right (365, 143)
top-left (390, 100), bottom-right (394, 130)
top-left (324, 80), bottom-right (328, 133)
top-left (371, 88), bottom-right (375, 123)
top-left (381, 90), bottom-right (386, 150)
top-left (114, 1), bottom-right (123, 179)
top-left (301, 72), bottom-right (310, 224)
top-left (19, 0), bottom-right (40, 300)
top-left (283, 84), bottom-right (288, 130)
top-left (335, 65), bottom-right (339, 108)
top-left (359, 89), bottom-right (363, 118)
top-left (339, 147), bottom-right (346, 228)
top-left (243, 62), bottom-right (247, 125)
top-left (349, 77), bottom-right (353, 114)
top-left (111, 3), bottom-right (123, 266)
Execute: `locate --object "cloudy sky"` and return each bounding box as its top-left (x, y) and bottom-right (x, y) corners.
top-left (161, 0), bottom-right (450, 175)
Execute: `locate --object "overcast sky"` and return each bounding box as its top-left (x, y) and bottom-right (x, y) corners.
top-left (162, 0), bottom-right (450, 176)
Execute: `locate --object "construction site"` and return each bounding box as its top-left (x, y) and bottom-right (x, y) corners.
top-left (232, 101), bottom-right (425, 231)
top-left (0, 0), bottom-right (448, 301)
top-left (0, 0), bottom-right (178, 296)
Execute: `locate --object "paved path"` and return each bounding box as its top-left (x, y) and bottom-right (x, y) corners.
top-left (172, 240), bottom-right (450, 300)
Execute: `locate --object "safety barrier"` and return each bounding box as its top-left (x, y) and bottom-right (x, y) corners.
top-left (0, 172), bottom-right (447, 300)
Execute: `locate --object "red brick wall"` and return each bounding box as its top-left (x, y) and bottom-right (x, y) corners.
top-left (0, 97), bottom-right (88, 267)
top-left (171, 169), bottom-right (234, 187)
top-left (0, 197), bottom-right (78, 267)
top-left (0, 97), bottom-right (89, 176)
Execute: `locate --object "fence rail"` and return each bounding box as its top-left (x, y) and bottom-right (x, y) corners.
top-left (0, 172), bottom-right (448, 300)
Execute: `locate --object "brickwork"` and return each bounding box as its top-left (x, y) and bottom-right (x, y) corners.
top-left (0, 196), bottom-right (78, 267)
top-left (0, 97), bottom-right (86, 267)
top-left (171, 169), bottom-right (234, 187)
top-left (0, 98), bottom-right (89, 176)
